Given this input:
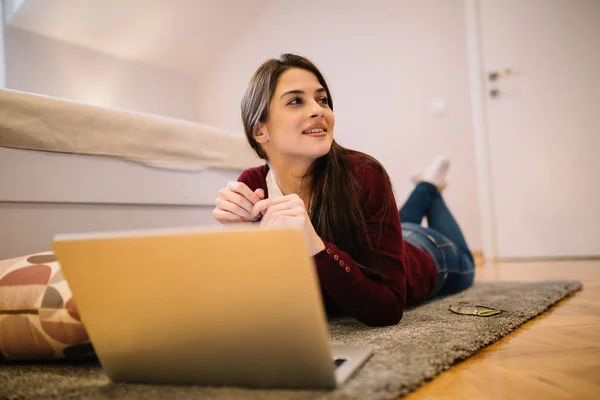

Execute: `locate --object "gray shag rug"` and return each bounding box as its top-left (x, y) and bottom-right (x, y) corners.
top-left (1, 280), bottom-right (582, 400)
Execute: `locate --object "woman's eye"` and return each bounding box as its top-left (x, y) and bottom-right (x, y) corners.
top-left (287, 97), bottom-right (328, 106)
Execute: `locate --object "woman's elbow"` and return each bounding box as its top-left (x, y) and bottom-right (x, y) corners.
top-left (359, 307), bottom-right (404, 327)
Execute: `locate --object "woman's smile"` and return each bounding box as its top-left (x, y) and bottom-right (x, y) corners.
top-left (302, 123), bottom-right (328, 136)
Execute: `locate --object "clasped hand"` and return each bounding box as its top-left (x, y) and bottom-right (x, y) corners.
top-left (213, 182), bottom-right (325, 255)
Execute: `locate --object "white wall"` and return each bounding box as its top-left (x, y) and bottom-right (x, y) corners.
top-left (4, 26), bottom-right (200, 121)
top-left (2, 0), bottom-right (25, 23)
top-left (0, 26), bottom-right (220, 259)
top-left (0, 1), bottom-right (5, 88)
top-left (198, 0), bottom-right (482, 251)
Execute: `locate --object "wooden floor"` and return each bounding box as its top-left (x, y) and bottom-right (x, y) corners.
top-left (404, 259), bottom-right (600, 400)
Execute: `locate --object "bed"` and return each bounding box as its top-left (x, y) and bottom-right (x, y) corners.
top-left (0, 89), bottom-right (262, 259)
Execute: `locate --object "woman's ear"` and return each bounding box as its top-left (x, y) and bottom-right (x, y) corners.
top-left (253, 123), bottom-right (269, 144)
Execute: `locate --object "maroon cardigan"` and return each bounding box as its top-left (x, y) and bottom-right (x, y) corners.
top-left (238, 153), bottom-right (436, 326)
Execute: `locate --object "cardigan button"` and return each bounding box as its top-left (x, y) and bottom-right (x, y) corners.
top-left (345, 266), bottom-right (351, 273)
top-left (326, 249), bottom-right (332, 255)
top-left (339, 261), bottom-right (344, 267)
top-left (334, 255), bottom-right (339, 261)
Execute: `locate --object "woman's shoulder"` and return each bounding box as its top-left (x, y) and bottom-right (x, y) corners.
top-left (343, 150), bottom-right (394, 208)
top-left (344, 150), bottom-right (388, 180)
top-left (237, 164), bottom-right (270, 189)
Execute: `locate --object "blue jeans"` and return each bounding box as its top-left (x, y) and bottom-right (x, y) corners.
top-left (400, 182), bottom-right (475, 298)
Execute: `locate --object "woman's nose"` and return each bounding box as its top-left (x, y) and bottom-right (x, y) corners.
top-left (309, 100), bottom-right (325, 118)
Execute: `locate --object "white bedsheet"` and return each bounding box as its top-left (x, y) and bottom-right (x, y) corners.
top-left (0, 89), bottom-right (261, 171)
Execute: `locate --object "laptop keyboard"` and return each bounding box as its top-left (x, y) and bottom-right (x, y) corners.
top-left (333, 358), bottom-right (346, 368)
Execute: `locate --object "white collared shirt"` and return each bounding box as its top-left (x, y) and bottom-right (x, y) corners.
top-left (265, 165), bottom-right (285, 198)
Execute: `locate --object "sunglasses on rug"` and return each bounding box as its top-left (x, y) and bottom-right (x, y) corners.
top-left (449, 302), bottom-right (503, 317)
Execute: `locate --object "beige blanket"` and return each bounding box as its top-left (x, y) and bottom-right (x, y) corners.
top-left (0, 89), bottom-right (261, 171)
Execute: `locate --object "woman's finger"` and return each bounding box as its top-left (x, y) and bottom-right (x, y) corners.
top-left (255, 188), bottom-right (265, 200)
top-left (259, 202), bottom-right (287, 226)
top-left (264, 214), bottom-right (305, 229)
top-left (260, 199), bottom-right (303, 217)
top-left (212, 208), bottom-right (246, 224)
top-left (272, 211), bottom-right (305, 225)
top-left (252, 197), bottom-right (285, 216)
top-left (260, 207), bottom-right (304, 227)
top-left (215, 197), bottom-right (252, 220)
top-left (259, 203), bottom-right (276, 226)
top-left (227, 181), bottom-right (261, 204)
top-left (219, 189), bottom-right (254, 214)
top-left (253, 194), bottom-right (304, 216)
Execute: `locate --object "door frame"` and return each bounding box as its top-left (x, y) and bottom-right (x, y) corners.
top-left (464, 0), bottom-right (497, 262)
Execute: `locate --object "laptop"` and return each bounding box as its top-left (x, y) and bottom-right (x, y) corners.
top-left (52, 225), bottom-right (373, 390)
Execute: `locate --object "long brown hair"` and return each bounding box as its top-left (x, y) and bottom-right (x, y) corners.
top-left (241, 54), bottom-right (394, 273)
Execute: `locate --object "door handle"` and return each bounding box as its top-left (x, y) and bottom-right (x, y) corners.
top-left (488, 68), bottom-right (513, 81)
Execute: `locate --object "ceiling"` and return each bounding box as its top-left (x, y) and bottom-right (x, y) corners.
top-left (7, 0), bottom-right (271, 77)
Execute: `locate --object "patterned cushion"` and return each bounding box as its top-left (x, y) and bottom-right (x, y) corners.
top-left (0, 251), bottom-right (94, 360)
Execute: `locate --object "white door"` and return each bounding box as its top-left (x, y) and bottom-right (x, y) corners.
top-left (475, 0), bottom-right (600, 259)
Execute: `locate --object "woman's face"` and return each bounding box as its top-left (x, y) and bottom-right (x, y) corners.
top-left (255, 68), bottom-right (335, 162)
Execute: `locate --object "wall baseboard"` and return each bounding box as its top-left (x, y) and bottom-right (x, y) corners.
top-left (473, 251), bottom-right (484, 267)
top-left (473, 252), bottom-right (600, 266)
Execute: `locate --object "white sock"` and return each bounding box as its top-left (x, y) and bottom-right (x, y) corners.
top-left (422, 156), bottom-right (450, 190)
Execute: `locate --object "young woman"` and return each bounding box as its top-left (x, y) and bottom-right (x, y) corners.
top-left (213, 54), bottom-right (475, 326)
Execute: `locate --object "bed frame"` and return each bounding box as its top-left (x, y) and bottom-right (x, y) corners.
top-left (0, 89), bottom-right (260, 259)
